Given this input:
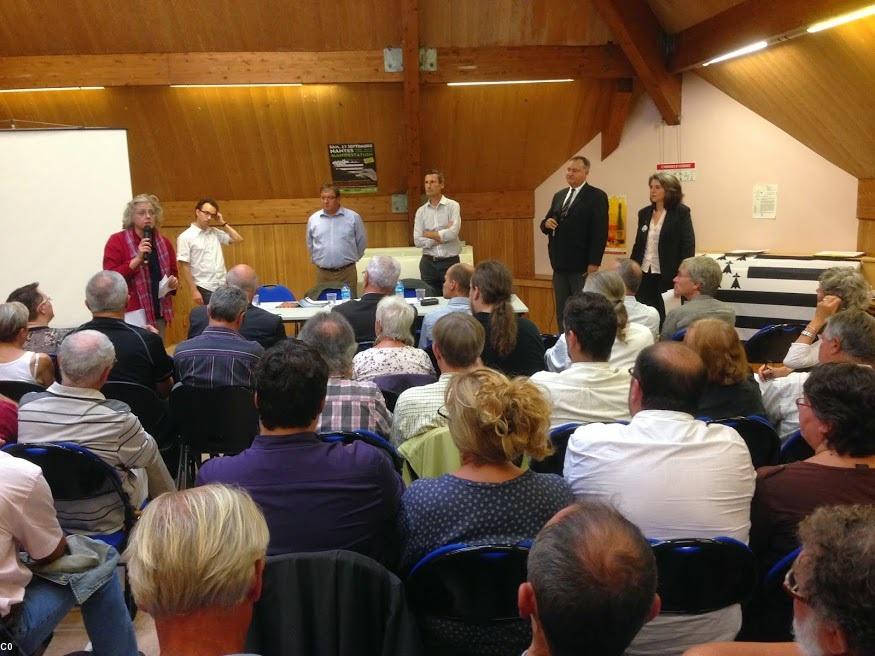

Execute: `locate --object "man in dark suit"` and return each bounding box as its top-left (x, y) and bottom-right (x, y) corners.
top-left (187, 264), bottom-right (286, 349)
top-left (539, 156), bottom-right (609, 330)
top-left (333, 255), bottom-right (401, 342)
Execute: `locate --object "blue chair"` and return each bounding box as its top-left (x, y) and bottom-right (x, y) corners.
top-left (371, 373), bottom-right (437, 412)
top-left (529, 423), bottom-right (582, 475)
top-left (708, 416), bottom-right (781, 469)
top-left (256, 284), bottom-right (296, 302)
top-left (316, 287), bottom-right (343, 301)
top-left (671, 327), bottom-right (688, 341)
top-left (744, 323), bottom-right (806, 364)
top-left (320, 429), bottom-right (403, 473)
top-left (780, 429), bottom-right (814, 464)
top-left (651, 537), bottom-right (756, 614)
top-left (400, 278), bottom-right (432, 298)
top-left (743, 546), bottom-right (801, 642)
top-left (0, 380), bottom-right (45, 402)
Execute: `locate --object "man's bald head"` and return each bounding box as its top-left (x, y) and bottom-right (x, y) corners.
top-left (225, 264), bottom-right (258, 301)
top-left (633, 342), bottom-right (705, 415)
top-left (614, 259), bottom-right (643, 295)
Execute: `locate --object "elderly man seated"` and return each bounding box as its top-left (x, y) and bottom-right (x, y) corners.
top-left (333, 255), bottom-right (401, 342)
top-left (17, 330), bottom-right (175, 534)
top-left (661, 255), bottom-right (735, 340)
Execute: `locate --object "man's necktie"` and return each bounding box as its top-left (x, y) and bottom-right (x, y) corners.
top-left (560, 187), bottom-right (575, 218)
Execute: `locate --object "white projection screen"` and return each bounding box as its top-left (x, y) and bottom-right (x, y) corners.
top-left (0, 129), bottom-right (133, 327)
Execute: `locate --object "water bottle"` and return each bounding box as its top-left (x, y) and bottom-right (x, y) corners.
top-left (252, 293), bottom-right (260, 307)
top-left (340, 283), bottom-right (351, 301)
top-left (395, 281), bottom-right (405, 297)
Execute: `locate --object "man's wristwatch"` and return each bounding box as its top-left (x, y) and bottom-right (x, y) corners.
top-left (801, 327), bottom-right (817, 339)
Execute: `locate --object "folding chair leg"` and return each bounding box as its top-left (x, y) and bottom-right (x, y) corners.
top-left (176, 445), bottom-right (189, 490)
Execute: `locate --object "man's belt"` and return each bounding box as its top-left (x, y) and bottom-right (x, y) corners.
top-left (317, 263), bottom-right (354, 272)
top-left (422, 254), bottom-right (460, 263)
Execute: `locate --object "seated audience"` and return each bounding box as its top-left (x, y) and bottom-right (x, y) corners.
top-left (77, 270), bottom-right (174, 397)
top-left (196, 339), bottom-right (402, 561)
top-left (546, 270), bottom-right (654, 372)
top-left (565, 342), bottom-right (755, 656)
top-left (614, 258), bottom-right (661, 339)
top-left (520, 502), bottom-right (661, 656)
top-left (0, 393), bottom-right (15, 445)
top-left (781, 266), bottom-right (870, 371)
top-left (470, 260), bottom-right (545, 376)
top-left (6, 282), bottom-right (72, 355)
top-left (174, 285), bottom-right (264, 389)
top-left (391, 312), bottom-right (484, 445)
top-left (17, 330), bottom-right (175, 534)
top-left (661, 255), bottom-right (735, 340)
top-left (0, 449), bottom-right (138, 655)
top-left (333, 255), bottom-right (401, 342)
top-left (532, 293), bottom-right (632, 427)
top-left (298, 312), bottom-right (392, 437)
top-left (418, 262), bottom-right (474, 348)
top-left (0, 301), bottom-right (54, 387)
top-left (353, 295), bottom-right (435, 381)
top-left (759, 309), bottom-right (875, 440)
top-left (127, 484), bottom-right (269, 656)
top-left (684, 504), bottom-right (875, 656)
top-left (188, 264), bottom-right (286, 349)
top-left (683, 318), bottom-right (765, 419)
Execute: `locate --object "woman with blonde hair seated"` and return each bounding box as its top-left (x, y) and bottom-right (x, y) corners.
top-left (0, 301), bottom-right (54, 387)
top-left (684, 318), bottom-right (765, 419)
top-left (545, 270), bottom-right (654, 372)
top-left (352, 295), bottom-right (435, 381)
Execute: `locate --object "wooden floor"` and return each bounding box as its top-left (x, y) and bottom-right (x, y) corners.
top-left (44, 608), bottom-right (159, 656)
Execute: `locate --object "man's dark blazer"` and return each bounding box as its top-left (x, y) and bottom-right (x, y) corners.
top-left (630, 203), bottom-right (696, 291)
top-left (539, 183), bottom-right (609, 273)
top-left (188, 303), bottom-right (286, 349)
top-left (332, 293), bottom-right (386, 342)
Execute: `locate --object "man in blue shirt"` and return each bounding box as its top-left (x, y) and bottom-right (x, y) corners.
top-left (306, 184), bottom-right (367, 297)
top-left (418, 262), bottom-right (473, 348)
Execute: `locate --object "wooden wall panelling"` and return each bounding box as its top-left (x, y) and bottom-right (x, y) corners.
top-left (857, 179), bottom-right (875, 256)
top-left (514, 277), bottom-right (558, 334)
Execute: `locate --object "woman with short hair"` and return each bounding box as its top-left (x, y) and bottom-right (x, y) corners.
top-left (0, 301), bottom-right (54, 387)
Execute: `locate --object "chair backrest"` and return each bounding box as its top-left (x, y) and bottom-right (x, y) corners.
top-left (651, 537), bottom-right (756, 614)
top-left (406, 543), bottom-right (531, 621)
top-left (744, 323), bottom-right (806, 364)
top-left (304, 282), bottom-right (345, 300)
top-left (101, 381), bottom-right (170, 441)
top-left (371, 373), bottom-right (436, 411)
top-left (671, 328), bottom-right (687, 341)
top-left (780, 429), bottom-right (814, 464)
top-left (400, 278), bottom-right (432, 298)
top-left (170, 385), bottom-right (259, 456)
top-left (709, 416), bottom-right (781, 469)
top-left (356, 340), bottom-right (375, 353)
top-left (256, 284), bottom-right (296, 302)
top-left (541, 333), bottom-right (560, 350)
top-left (245, 550), bottom-right (424, 656)
top-left (0, 380), bottom-right (46, 402)
top-left (529, 423), bottom-right (581, 475)
top-left (320, 429), bottom-right (403, 473)
top-left (398, 426), bottom-right (460, 484)
top-left (2, 441), bottom-right (137, 543)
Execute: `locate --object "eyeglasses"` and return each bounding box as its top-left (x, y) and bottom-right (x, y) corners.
top-left (437, 405), bottom-right (449, 420)
top-left (197, 208), bottom-right (218, 218)
top-left (135, 209), bottom-right (156, 216)
top-left (783, 563), bottom-right (810, 604)
top-left (795, 397), bottom-right (812, 409)
top-left (628, 367), bottom-right (639, 380)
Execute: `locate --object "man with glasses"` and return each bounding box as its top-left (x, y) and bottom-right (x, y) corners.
top-left (306, 184), bottom-right (367, 297)
top-left (177, 198), bottom-right (243, 306)
top-left (684, 504), bottom-right (875, 656)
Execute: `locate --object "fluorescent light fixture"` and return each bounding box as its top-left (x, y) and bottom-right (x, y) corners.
top-left (447, 79), bottom-right (574, 87)
top-left (703, 41), bottom-right (768, 66)
top-left (807, 3), bottom-right (875, 32)
top-left (170, 83), bottom-right (303, 88)
top-left (0, 86), bottom-right (104, 93)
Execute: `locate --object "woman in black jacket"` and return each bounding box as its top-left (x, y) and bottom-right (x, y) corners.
top-left (630, 172), bottom-right (695, 323)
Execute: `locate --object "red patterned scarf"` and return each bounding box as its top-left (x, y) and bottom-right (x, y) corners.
top-left (123, 228), bottom-right (174, 325)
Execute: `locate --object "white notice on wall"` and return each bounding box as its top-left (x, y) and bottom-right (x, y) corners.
top-left (753, 183), bottom-right (778, 219)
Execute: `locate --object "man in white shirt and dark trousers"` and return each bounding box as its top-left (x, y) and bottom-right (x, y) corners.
top-left (306, 184), bottom-right (367, 297)
top-left (413, 169), bottom-right (462, 295)
top-left (564, 341), bottom-right (755, 656)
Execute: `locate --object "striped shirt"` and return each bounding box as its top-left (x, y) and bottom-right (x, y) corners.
top-left (317, 378), bottom-right (392, 438)
top-left (17, 383), bottom-right (175, 534)
top-left (173, 326), bottom-right (264, 389)
top-left (390, 373), bottom-right (454, 445)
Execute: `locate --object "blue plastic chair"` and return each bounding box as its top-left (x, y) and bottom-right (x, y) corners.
top-left (316, 287), bottom-right (342, 301)
top-left (744, 323), bottom-right (806, 364)
top-left (529, 422), bottom-right (582, 475)
top-left (256, 284), bottom-right (296, 302)
top-left (671, 327), bottom-right (688, 341)
top-left (780, 429), bottom-right (814, 464)
top-left (708, 415), bottom-right (781, 468)
top-left (320, 429), bottom-right (403, 473)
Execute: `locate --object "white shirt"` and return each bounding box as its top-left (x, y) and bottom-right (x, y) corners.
top-left (413, 195), bottom-right (462, 258)
top-left (641, 208), bottom-right (666, 274)
top-left (545, 322), bottom-right (654, 373)
top-left (624, 296), bottom-right (660, 340)
top-left (177, 223), bottom-right (232, 291)
top-left (565, 410), bottom-right (755, 656)
top-left (758, 371), bottom-right (807, 440)
top-left (782, 340), bottom-right (820, 370)
top-left (531, 362), bottom-right (631, 427)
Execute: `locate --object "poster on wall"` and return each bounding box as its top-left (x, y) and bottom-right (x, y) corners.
top-left (752, 183), bottom-right (778, 219)
top-left (606, 195), bottom-right (628, 255)
top-left (328, 143), bottom-right (378, 193)
top-left (656, 161), bottom-right (697, 182)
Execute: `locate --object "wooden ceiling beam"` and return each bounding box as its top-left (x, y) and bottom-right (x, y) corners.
top-left (669, 0), bottom-right (866, 73)
top-left (591, 0), bottom-right (681, 125)
top-left (402, 0), bottom-right (422, 231)
top-left (601, 78), bottom-right (634, 160)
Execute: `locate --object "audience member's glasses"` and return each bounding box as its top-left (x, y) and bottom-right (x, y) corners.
top-left (198, 209), bottom-right (218, 218)
top-left (628, 367), bottom-right (639, 380)
top-left (437, 406), bottom-right (449, 420)
top-left (795, 397), bottom-right (811, 409)
top-left (783, 563), bottom-right (809, 604)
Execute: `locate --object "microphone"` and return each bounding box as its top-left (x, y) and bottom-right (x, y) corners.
top-left (143, 226), bottom-right (154, 264)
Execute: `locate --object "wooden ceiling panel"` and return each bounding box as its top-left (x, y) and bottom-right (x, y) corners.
top-left (420, 80), bottom-right (613, 192)
top-left (645, 0), bottom-right (747, 34)
top-left (698, 16), bottom-right (875, 178)
top-left (0, 1), bottom-right (401, 56)
top-left (420, 0), bottom-right (612, 47)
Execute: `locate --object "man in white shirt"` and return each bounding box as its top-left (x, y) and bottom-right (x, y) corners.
top-left (418, 262), bottom-right (473, 348)
top-left (532, 292), bottom-right (631, 427)
top-left (391, 312), bottom-right (483, 445)
top-left (565, 341), bottom-right (755, 656)
top-left (413, 169), bottom-right (462, 294)
top-left (177, 198), bottom-right (243, 305)
top-left (614, 258), bottom-right (660, 339)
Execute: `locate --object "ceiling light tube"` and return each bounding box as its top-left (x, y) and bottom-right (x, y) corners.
top-left (447, 79), bottom-right (574, 87)
top-left (0, 86), bottom-right (104, 93)
top-left (703, 41), bottom-right (768, 67)
top-left (170, 83), bottom-right (303, 88)
top-left (807, 3), bottom-right (875, 32)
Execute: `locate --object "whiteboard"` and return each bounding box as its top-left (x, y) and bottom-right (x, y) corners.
top-left (0, 129), bottom-right (133, 327)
